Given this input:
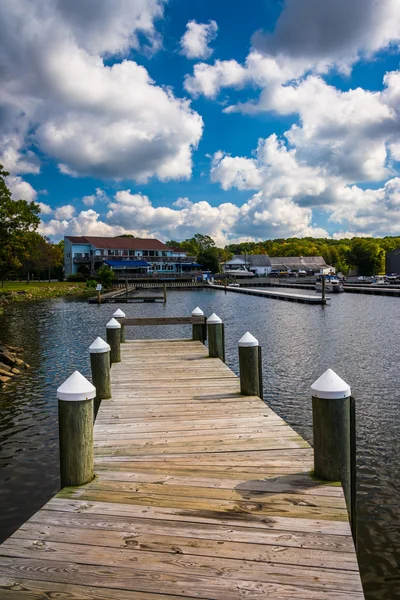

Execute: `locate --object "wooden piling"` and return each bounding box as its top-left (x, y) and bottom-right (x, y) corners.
top-left (57, 371), bottom-right (95, 487)
top-left (113, 309), bottom-right (126, 343)
top-left (89, 337), bottom-right (111, 400)
top-left (106, 318), bottom-right (121, 364)
top-left (207, 313), bottom-right (225, 361)
top-left (238, 332), bottom-right (262, 397)
top-left (311, 369), bottom-right (354, 529)
top-left (163, 284), bottom-right (167, 303)
top-left (192, 307), bottom-right (207, 343)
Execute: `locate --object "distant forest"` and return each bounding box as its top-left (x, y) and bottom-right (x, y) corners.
top-left (167, 234), bottom-right (400, 276)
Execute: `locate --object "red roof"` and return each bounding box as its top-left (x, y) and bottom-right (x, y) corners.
top-left (65, 236), bottom-right (169, 250)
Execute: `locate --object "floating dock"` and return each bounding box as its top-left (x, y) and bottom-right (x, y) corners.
top-left (210, 283), bottom-right (329, 304)
top-left (0, 336), bottom-right (363, 599)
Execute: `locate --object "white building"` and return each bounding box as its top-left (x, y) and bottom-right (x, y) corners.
top-left (223, 254), bottom-right (334, 276)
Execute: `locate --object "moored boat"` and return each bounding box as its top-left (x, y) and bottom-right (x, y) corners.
top-left (315, 276), bottom-right (344, 293)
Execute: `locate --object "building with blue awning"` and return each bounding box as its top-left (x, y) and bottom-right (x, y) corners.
top-left (64, 236), bottom-right (199, 276)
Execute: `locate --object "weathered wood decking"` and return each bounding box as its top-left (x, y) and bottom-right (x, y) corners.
top-left (0, 339), bottom-right (364, 599)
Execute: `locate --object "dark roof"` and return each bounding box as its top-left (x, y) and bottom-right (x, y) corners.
top-left (65, 236), bottom-right (169, 250)
top-left (65, 236), bottom-right (87, 244)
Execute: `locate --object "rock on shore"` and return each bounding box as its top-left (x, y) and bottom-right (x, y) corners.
top-left (0, 345), bottom-right (30, 387)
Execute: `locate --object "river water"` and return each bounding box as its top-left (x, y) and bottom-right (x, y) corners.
top-left (0, 289), bottom-right (399, 600)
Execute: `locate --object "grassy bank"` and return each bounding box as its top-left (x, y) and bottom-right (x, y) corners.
top-left (0, 281), bottom-right (88, 305)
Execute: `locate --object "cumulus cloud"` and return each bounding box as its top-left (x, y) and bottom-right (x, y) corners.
top-left (183, 0), bottom-right (400, 238)
top-left (0, 0), bottom-right (203, 183)
top-left (180, 20), bottom-right (218, 60)
top-left (6, 176), bottom-right (37, 202)
top-left (38, 202), bottom-right (53, 215)
top-left (53, 205), bottom-right (75, 220)
top-left (82, 188), bottom-right (108, 207)
top-left (252, 0), bottom-right (400, 73)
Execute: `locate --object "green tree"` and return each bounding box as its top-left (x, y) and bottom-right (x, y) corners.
top-left (0, 164), bottom-right (41, 284)
top-left (97, 264), bottom-right (115, 289)
top-left (197, 247), bottom-right (220, 273)
top-left (346, 239), bottom-right (385, 275)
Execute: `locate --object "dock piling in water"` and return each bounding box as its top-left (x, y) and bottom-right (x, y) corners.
top-left (238, 332), bottom-right (262, 398)
top-left (311, 368), bottom-right (355, 531)
top-left (113, 308), bottom-right (126, 342)
top-left (57, 371), bottom-right (95, 487)
top-left (207, 312), bottom-right (225, 361)
top-left (106, 318), bottom-right (121, 364)
top-left (192, 306), bottom-right (207, 343)
top-left (89, 337), bottom-right (111, 400)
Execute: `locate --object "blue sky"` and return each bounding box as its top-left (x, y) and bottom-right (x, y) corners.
top-left (0, 0), bottom-right (399, 244)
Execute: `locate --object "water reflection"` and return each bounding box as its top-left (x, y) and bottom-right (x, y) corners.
top-left (0, 291), bottom-right (399, 600)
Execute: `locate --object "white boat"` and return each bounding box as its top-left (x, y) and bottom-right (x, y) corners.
top-left (371, 276), bottom-right (389, 286)
top-left (224, 268), bottom-right (254, 278)
top-left (315, 276), bottom-right (344, 293)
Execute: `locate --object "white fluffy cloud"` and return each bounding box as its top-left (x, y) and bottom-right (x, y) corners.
top-left (183, 0), bottom-right (400, 237)
top-left (53, 205), bottom-right (76, 220)
top-left (252, 0), bottom-right (400, 73)
top-left (6, 176), bottom-right (37, 202)
top-left (0, 0), bottom-right (203, 186)
top-left (180, 20), bottom-right (218, 60)
top-left (82, 189), bottom-right (108, 207)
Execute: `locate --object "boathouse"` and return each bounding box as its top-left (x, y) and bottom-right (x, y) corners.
top-left (223, 254), bottom-right (334, 275)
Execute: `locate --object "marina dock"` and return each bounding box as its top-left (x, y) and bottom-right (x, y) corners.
top-left (0, 326), bottom-right (363, 599)
top-left (210, 283), bottom-right (329, 304)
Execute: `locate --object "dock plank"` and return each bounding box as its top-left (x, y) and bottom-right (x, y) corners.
top-left (0, 338), bottom-right (364, 599)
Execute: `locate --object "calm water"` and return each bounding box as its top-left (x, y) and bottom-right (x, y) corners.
top-left (0, 290), bottom-right (399, 600)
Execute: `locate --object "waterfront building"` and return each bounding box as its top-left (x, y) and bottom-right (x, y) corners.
top-left (386, 248), bottom-right (400, 274)
top-left (223, 254), bottom-right (334, 276)
top-left (64, 236), bottom-right (199, 276)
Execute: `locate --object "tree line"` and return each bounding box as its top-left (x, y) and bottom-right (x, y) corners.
top-left (167, 234), bottom-right (400, 276)
top-left (0, 165), bottom-right (63, 285)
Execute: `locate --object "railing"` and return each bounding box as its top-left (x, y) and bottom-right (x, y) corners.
top-left (73, 255), bottom-right (196, 264)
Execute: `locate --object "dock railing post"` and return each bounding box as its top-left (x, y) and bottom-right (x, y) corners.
top-left (113, 308), bottom-right (126, 343)
top-left (238, 332), bottom-right (262, 398)
top-left (57, 371), bottom-right (95, 487)
top-left (106, 318), bottom-right (121, 364)
top-left (207, 313), bottom-right (225, 361)
top-left (89, 337), bottom-right (111, 400)
top-left (311, 369), bottom-right (356, 539)
top-left (192, 307), bottom-right (207, 343)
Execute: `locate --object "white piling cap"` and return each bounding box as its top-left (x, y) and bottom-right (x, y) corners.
top-left (207, 313), bottom-right (222, 324)
top-left (57, 371), bottom-right (96, 401)
top-left (311, 368), bottom-right (351, 399)
top-left (89, 336), bottom-right (110, 354)
top-left (238, 332), bottom-right (259, 347)
top-left (106, 317), bottom-right (121, 329)
top-left (192, 306), bottom-right (204, 316)
top-left (113, 308), bottom-right (126, 318)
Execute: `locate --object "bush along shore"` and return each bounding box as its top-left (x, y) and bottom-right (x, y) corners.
top-left (0, 344), bottom-right (30, 387)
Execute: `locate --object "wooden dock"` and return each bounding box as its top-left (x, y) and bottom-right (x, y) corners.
top-left (0, 338), bottom-right (364, 599)
top-left (211, 283), bottom-right (329, 304)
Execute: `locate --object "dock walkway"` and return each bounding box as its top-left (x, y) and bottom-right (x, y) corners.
top-left (210, 283), bottom-right (329, 304)
top-left (0, 339), bottom-right (363, 599)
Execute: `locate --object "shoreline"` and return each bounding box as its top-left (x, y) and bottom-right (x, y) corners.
top-left (0, 282), bottom-right (90, 309)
